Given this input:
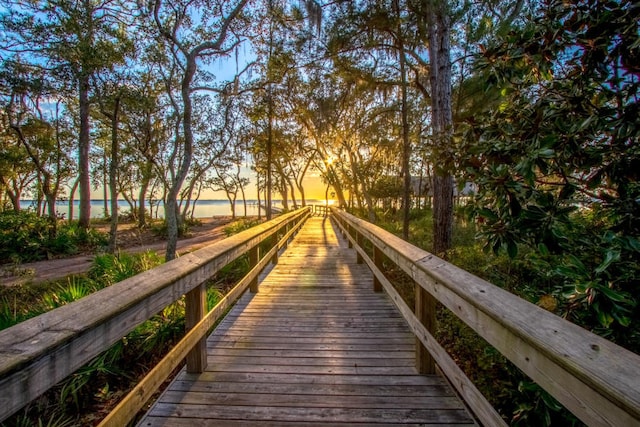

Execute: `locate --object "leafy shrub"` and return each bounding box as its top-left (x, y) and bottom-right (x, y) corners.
top-left (0, 211), bottom-right (108, 264)
top-left (223, 218), bottom-right (262, 236)
top-left (89, 251), bottom-right (163, 285)
top-left (150, 218), bottom-right (194, 238)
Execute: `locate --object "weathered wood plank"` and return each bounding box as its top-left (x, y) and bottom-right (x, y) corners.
top-left (138, 217), bottom-right (476, 426)
top-left (141, 419), bottom-right (473, 427)
top-left (143, 404), bottom-right (473, 424)
top-left (156, 390), bottom-right (465, 409)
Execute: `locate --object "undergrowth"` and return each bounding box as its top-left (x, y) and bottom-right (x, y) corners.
top-left (0, 210), bottom-right (108, 264)
top-left (0, 249), bottom-right (232, 427)
top-left (370, 207), bottom-right (583, 426)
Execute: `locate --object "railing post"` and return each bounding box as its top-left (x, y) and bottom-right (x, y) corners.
top-left (249, 245), bottom-right (260, 293)
top-left (271, 234), bottom-right (279, 265)
top-left (415, 284), bottom-right (436, 374)
top-left (373, 246), bottom-right (383, 292)
top-left (283, 222), bottom-right (290, 250)
top-left (347, 224), bottom-right (353, 248)
top-left (355, 231), bottom-right (363, 264)
top-left (185, 283), bottom-right (207, 373)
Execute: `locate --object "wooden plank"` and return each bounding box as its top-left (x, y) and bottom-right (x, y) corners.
top-left (141, 419), bottom-right (473, 427)
top-left (138, 217), bottom-right (476, 426)
top-left (143, 404), bottom-right (473, 424)
top-left (156, 390), bottom-right (465, 409)
top-left (167, 380), bottom-right (454, 396)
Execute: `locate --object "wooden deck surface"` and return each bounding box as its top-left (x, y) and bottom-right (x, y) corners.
top-left (138, 216), bottom-right (476, 426)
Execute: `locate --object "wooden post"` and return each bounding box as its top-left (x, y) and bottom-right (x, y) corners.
top-left (373, 246), bottom-right (383, 292)
top-left (271, 234), bottom-right (278, 265)
top-left (347, 224), bottom-right (353, 248)
top-left (283, 223), bottom-right (290, 249)
top-left (185, 283), bottom-right (207, 373)
top-left (415, 283), bottom-right (436, 374)
top-left (356, 231), bottom-right (363, 264)
top-left (249, 245), bottom-right (260, 293)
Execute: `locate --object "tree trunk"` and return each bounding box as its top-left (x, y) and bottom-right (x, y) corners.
top-left (138, 165), bottom-right (152, 228)
top-left (68, 177), bottom-right (79, 221)
top-left (108, 97), bottom-right (121, 253)
top-left (103, 149), bottom-right (109, 218)
top-left (6, 188), bottom-right (20, 212)
top-left (394, 0), bottom-right (412, 240)
top-left (428, 0), bottom-right (454, 255)
top-left (166, 55), bottom-right (197, 261)
top-left (78, 72), bottom-right (92, 229)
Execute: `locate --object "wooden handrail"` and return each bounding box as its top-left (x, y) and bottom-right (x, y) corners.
top-left (0, 207), bottom-right (311, 423)
top-left (331, 208), bottom-right (640, 427)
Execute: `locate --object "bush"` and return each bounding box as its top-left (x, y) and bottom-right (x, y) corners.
top-left (150, 217), bottom-right (200, 238)
top-left (0, 211), bottom-right (108, 264)
top-left (223, 218), bottom-right (262, 236)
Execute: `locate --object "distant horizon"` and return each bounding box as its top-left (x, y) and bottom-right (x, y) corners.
top-left (18, 198), bottom-right (335, 219)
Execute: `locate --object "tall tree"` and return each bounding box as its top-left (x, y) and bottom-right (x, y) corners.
top-left (0, 0), bottom-right (134, 228)
top-left (1, 64), bottom-right (74, 223)
top-left (426, 0), bottom-right (454, 255)
top-left (150, 0), bottom-right (248, 260)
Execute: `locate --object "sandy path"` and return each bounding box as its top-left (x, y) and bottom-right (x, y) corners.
top-left (1, 218), bottom-right (234, 287)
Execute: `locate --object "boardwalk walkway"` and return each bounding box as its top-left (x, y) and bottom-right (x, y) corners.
top-left (138, 216), bottom-right (476, 426)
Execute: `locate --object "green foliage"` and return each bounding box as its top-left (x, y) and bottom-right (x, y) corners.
top-left (1, 412), bottom-right (75, 427)
top-left (0, 211), bottom-right (108, 264)
top-left (89, 251), bottom-right (163, 285)
top-left (223, 218), bottom-right (262, 236)
top-left (150, 217), bottom-right (200, 238)
top-left (462, 0), bottom-right (640, 350)
top-left (40, 278), bottom-right (100, 310)
top-left (59, 342), bottom-right (126, 412)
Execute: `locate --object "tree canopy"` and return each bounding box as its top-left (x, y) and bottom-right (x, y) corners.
top-left (1, 0), bottom-right (638, 422)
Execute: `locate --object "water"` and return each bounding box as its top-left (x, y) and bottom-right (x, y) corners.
top-left (19, 199), bottom-right (325, 219)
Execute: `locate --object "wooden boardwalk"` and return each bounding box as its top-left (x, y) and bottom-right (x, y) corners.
top-left (138, 216), bottom-right (476, 426)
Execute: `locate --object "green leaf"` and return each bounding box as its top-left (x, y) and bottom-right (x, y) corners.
top-left (566, 254), bottom-right (587, 273)
top-left (477, 208), bottom-right (498, 221)
top-left (540, 392), bottom-right (563, 412)
top-left (595, 285), bottom-right (633, 304)
top-left (537, 242), bottom-right (550, 256)
top-left (507, 240), bottom-right (518, 258)
top-left (595, 250), bottom-right (620, 274)
top-left (596, 309), bottom-right (614, 328)
top-left (623, 237), bottom-right (640, 252)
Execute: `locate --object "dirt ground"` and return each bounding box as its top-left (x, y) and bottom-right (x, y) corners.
top-left (0, 217), bottom-right (237, 287)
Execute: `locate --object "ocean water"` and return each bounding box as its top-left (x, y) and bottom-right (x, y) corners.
top-left (19, 199), bottom-right (324, 219)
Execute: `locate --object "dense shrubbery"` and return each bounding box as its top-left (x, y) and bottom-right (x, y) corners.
top-left (149, 216), bottom-right (201, 238)
top-left (0, 210), bottom-right (108, 264)
top-left (223, 218), bottom-right (263, 236)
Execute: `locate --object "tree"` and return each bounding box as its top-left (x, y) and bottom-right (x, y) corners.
top-left (464, 0), bottom-right (640, 347)
top-left (149, 0), bottom-right (249, 260)
top-left (0, 0), bottom-right (135, 228)
top-left (1, 64), bottom-right (74, 224)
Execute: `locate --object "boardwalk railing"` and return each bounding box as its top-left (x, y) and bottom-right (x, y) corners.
top-left (331, 208), bottom-right (640, 426)
top-left (0, 207), bottom-right (311, 424)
